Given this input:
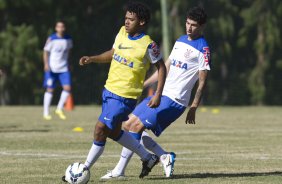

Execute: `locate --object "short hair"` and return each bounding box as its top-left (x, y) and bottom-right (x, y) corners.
top-left (56, 20), bottom-right (66, 26)
top-left (186, 6), bottom-right (207, 25)
top-left (125, 1), bottom-right (151, 25)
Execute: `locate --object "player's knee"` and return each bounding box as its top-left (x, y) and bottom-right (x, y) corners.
top-left (46, 88), bottom-right (54, 93)
top-left (94, 122), bottom-right (109, 141)
top-left (109, 124), bottom-right (122, 140)
top-left (123, 114), bottom-right (138, 131)
top-left (122, 121), bottom-right (131, 131)
top-left (63, 85), bottom-right (71, 92)
top-left (129, 120), bottom-right (145, 133)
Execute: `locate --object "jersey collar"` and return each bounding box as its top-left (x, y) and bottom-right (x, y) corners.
top-left (128, 33), bottom-right (145, 40)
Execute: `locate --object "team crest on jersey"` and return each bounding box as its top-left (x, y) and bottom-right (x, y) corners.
top-left (171, 59), bottom-right (188, 70)
top-left (184, 49), bottom-right (193, 59)
top-left (203, 47), bottom-right (210, 66)
top-left (113, 54), bottom-right (134, 68)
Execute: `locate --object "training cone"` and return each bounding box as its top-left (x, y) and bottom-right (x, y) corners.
top-left (65, 94), bottom-right (74, 111)
top-left (72, 127), bottom-right (84, 132)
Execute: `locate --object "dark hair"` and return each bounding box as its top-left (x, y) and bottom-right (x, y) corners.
top-left (186, 6), bottom-right (207, 25)
top-left (125, 1), bottom-right (151, 25)
top-left (56, 20), bottom-right (66, 26)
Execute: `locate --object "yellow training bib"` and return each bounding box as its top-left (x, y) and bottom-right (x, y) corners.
top-left (105, 26), bottom-right (153, 99)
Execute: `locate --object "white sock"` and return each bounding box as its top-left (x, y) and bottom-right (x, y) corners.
top-left (43, 92), bottom-right (53, 116)
top-left (112, 147), bottom-right (134, 175)
top-left (116, 131), bottom-right (151, 161)
top-left (57, 90), bottom-right (69, 110)
top-left (142, 131), bottom-right (166, 157)
top-left (112, 132), bottom-right (146, 175)
top-left (84, 141), bottom-right (105, 169)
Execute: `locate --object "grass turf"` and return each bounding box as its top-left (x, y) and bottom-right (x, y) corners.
top-left (0, 106), bottom-right (282, 184)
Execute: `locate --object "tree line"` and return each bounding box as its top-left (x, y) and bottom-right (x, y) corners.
top-left (0, 0), bottom-right (281, 105)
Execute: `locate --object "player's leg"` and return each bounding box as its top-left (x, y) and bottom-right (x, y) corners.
top-left (141, 131), bottom-right (167, 157)
top-left (84, 121), bottom-right (111, 169)
top-left (111, 127), bottom-right (159, 178)
top-left (101, 97), bottom-right (162, 179)
top-left (100, 115), bottom-right (141, 179)
top-left (56, 72), bottom-right (71, 120)
top-left (130, 96), bottom-right (186, 177)
top-left (84, 89), bottom-right (137, 170)
top-left (43, 71), bottom-right (56, 120)
top-left (106, 98), bottom-right (159, 178)
top-left (101, 131), bottom-right (166, 179)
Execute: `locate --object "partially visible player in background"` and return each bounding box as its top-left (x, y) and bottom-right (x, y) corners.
top-left (100, 6), bottom-right (210, 179)
top-left (0, 68), bottom-right (4, 77)
top-left (43, 21), bottom-right (73, 120)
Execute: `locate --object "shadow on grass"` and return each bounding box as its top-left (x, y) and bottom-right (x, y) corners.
top-left (149, 171), bottom-right (282, 180)
top-left (0, 129), bottom-right (50, 133)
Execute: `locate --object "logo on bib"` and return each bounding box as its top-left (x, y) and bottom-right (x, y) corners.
top-left (118, 43), bottom-right (133, 50)
top-left (113, 54), bottom-right (134, 68)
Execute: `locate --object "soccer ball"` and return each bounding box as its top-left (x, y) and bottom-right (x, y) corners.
top-left (64, 162), bottom-right (90, 184)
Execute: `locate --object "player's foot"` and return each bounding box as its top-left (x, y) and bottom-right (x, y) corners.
top-left (139, 154), bottom-right (159, 178)
top-left (62, 175), bottom-right (67, 182)
top-left (43, 115), bottom-right (52, 120)
top-left (100, 170), bottom-right (126, 180)
top-left (160, 152), bottom-right (176, 178)
top-left (55, 109), bottom-right (66, 120)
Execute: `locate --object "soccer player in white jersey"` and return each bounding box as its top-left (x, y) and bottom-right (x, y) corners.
top-left (101, 6), bottom-right (211, 179)
top-left (43, 21), bottom-right (73, 120)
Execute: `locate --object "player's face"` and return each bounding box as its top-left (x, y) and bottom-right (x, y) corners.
top-left (186, 18), bottom-right (203, 39)
top-left (55, 22), bottom-right (66, 35)
top-left (124, 11), bottom-right (144, 35)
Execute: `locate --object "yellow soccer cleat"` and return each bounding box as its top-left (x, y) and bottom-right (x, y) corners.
top-left (43, 115), bottom-right (52, 120)
top-left (55, 109), bottom-right (66, 120)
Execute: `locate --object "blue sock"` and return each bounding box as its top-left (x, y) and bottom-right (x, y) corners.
top-left (93, 140), bottom-right (106, 146)
top-left (129, 131), bottom-right (142, 141)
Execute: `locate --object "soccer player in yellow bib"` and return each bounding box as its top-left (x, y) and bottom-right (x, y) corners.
top-left (63, 2), bottom-right (166, 181)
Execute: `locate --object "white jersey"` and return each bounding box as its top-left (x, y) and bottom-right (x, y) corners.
top-left (44, 33), bottom-right (73, 73)
top-left (162, 35), bottom-right (211, 107)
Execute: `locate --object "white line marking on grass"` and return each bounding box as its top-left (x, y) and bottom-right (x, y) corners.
top-left (1, 151), bottom-right (282, 161)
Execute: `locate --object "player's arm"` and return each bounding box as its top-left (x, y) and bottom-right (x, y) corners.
top-left (43, 37), bottom-right (52, 72)
top-left (43, 50), bottom-right (50, 71)
top-left (185, 70), bottom-right (208, 124)
top-left (79, 49), bottom-right (114, 66)
top-left (147, 59), bottom-right (166, 108)
top-left (144, 59), bottom-right (171, 88)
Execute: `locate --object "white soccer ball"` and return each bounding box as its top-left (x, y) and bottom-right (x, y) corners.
top-left (65, 163), bottom-right (90, 184)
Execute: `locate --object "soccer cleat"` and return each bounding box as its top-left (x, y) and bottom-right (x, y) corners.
top-left (139, 154), bottom-right (159, 178)
top-left (43, 115), bottom-right (52, 120)
top-left (160, 152), bottom-right (176, 178)
top-left (100, 170), bottom-right (126, 180)
top-left (62, 175), bottom-right (67, 182)
top-left (55, 109), bottom-right (66, 120)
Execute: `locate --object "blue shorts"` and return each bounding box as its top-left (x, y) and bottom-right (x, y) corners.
top-left (98, 89), bottom-right (137, 130)
top-left (133, 95), bottom-right (186, 137)
top-left (43, 71), bottom-right (71, 89)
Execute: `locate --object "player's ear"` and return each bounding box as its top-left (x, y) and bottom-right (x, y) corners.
top-left (139, 20), bottom-right (145, 26)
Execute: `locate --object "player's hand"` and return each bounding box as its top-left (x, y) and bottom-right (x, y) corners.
top-left (79, 56), bottom-right (92, 66)
top-left (185, 107), bottom-right (197, 124)
top-left (44, 64), bottom-right (49, 71)
top-left (147, 94), bottom-right (161, 108)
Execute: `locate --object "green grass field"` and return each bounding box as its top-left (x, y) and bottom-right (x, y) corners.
top-left (0, 106), bottom-right (282, 184)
